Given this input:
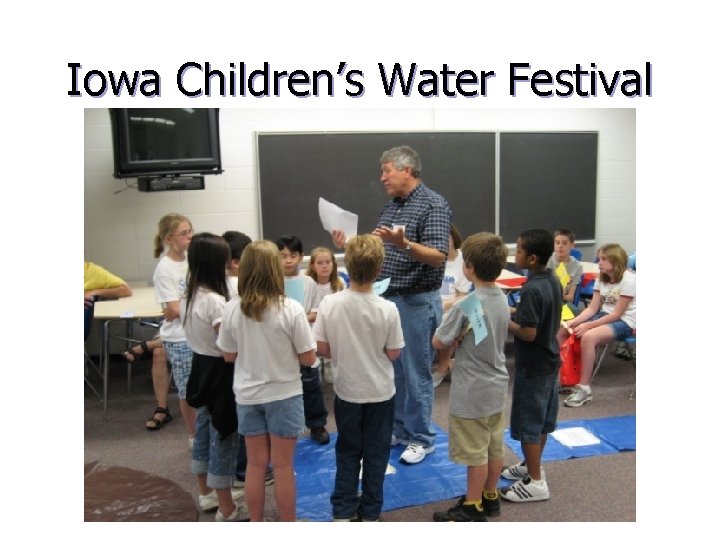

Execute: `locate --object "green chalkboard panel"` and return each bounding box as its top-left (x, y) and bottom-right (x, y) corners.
top-left (499, 132), bottom-right (597, 241)
top-left (257, 132), bottom-right (496, 252)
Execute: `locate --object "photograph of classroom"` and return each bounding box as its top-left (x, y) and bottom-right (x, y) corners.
top-left (84, 107), bottom-right (636, 522)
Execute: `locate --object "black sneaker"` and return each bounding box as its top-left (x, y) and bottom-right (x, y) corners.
top-left (310, 426), bottom-right (330, 445)
top-left (433, 496), bottom-right (487, 522)
top-left (482, 493), bottom-right (501, 517)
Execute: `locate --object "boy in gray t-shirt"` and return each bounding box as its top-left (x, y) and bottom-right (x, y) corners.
top-left (431, 233), bottom-right (509, 522)
top-left (547, 228), bottom-right (583, 314)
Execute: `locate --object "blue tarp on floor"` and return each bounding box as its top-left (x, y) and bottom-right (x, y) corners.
top-left (503, 414), bottom-right (636, 461)
top-left (295, 415), bottom-right (635, 521)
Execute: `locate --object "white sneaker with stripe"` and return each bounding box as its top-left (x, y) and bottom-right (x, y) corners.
top-left (501, 461), bottom-right (545, 481)
top-left (500, 475), bottom-right (550, 502)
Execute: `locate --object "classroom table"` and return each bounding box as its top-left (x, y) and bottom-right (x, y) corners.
top-left (506, 255), bottom-right (598, 275)
top-left (92, 283), bottom-right (162, 420)
top-left (495, 268), bottom-right (527, 289)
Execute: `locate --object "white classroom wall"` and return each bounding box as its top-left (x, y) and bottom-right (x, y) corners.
top-left (84, 108), bottom-right (635, 283)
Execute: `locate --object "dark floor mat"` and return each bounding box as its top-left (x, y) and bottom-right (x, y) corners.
top-left (85, 464), bottom-right (198, 521)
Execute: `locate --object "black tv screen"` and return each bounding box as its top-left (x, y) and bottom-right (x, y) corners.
top-left (110, 108), bottom-right (222, 178)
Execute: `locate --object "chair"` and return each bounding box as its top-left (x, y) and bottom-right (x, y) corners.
top-left (572, 281), bottom-right (583, 308)
top-left (84, 300), bottom-right (103, 400)
top-left (109, 318), bottom-right (162, 395)
top-left (578, 274), bottom-right (595, 307)
top-left (570, 248), bottom-right (582, 261)
top-left (591, 334), bottom-right (636, 398)
top-left (628, 252), bottom-right (636, 271)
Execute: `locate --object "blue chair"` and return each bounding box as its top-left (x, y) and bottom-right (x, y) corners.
top-left (570, 248), bottom-right (582, 261)
top-left (578, 275), bottom-right (595, 307)
top-left (628, 252), bottom-right (636, 271)
top-left (572, 280), bottom-right (583, 308)
top-left (592, 334), bottom-right (636, 398)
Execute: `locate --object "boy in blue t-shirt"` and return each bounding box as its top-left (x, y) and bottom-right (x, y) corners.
top-left (501, 229), bottom-right (562, 503)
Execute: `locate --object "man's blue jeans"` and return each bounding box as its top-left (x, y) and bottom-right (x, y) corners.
top-left (387, 290), bottom-right (442, 449)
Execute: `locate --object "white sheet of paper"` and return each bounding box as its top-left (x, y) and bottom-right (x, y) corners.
top-left (373, 277), bottom-right (390, 296)
top-left (456, 293), bottom-right (488, 345)
top-left (550, 427), bottom-right (601, 447)
top-left (359, 460), bottom-right (396, 478)
top-left (318, 197), bottom-right (358, 239)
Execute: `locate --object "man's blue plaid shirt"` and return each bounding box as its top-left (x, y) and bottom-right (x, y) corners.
top-left (376, 182), bottom-right (452, 296)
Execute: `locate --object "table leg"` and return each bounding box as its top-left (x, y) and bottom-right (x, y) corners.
top-left (126, 320), bottom-right (133, 396)
top-left (102, 320), bottom-right (111, 421)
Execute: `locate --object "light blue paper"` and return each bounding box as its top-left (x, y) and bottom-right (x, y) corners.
top-left (284, 278), bottom-right (305, 305)
top-left (373, 277), bottom-right (390, 296)
top-left (457, 292), bottom-right (487, 345)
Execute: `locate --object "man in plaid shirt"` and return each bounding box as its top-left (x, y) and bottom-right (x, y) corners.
top-left (333, 145), bottom-right (452, 465)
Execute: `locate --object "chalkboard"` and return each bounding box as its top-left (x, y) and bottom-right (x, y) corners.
top-left (499, 132), bottom-right (598, 242)
top-left (257, 132), bottom-right (496, 253)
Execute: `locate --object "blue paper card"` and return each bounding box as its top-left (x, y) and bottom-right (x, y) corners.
top-left (456, 292), bottom-right (488, 344)
top-left (284, 278), bottom-right (305, 305)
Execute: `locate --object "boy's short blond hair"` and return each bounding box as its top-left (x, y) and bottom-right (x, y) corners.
top-left (461, 232), bottom-right (508, 282)
top-left (345, 234), bottom-right (384, 285)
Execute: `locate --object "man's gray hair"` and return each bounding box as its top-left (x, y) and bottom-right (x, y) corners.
top-left (380, 146), bottom-right (422, 178)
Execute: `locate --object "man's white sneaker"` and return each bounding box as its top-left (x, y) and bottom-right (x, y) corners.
top-left (390, 434), bottom-right (409, 447)
top-left (500, 461), bottom-right (545, 481)
top-left (399, 443), bottom-right (435, 465)
top-left (500, 476), bottom-right (550, 502)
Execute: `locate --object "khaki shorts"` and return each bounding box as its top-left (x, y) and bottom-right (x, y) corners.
top-left (449, 412), bottom-right (505, 466)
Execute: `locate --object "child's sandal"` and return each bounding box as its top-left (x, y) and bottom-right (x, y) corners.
top-left (123, 341), bottom-right (150, 363)
top-left (145, 407), bottom-right (172, 430)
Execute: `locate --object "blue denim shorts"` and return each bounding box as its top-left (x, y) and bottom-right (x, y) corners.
top-left (163, 341), bottom-right (193, 399)
top-left (510, 366), bottom-right (559, 444)
top-left (236, 394), bottom-right (304, 438)
top-left (590, 312), bottom-right (634, 340)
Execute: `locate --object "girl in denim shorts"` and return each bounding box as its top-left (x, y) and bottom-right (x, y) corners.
top-left (560, 243), bottom-right (636, 407)
top-left (217, 240), bottom-right (317, 522)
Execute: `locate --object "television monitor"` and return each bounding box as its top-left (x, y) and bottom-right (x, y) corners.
top-left (110, 108), bottom-right (222, 178)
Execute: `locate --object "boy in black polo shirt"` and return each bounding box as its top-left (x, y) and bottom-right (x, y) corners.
top-left (501, 229), bottom-right (562, 502)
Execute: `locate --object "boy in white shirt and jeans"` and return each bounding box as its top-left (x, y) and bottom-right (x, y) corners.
top-left (313, 234), bottom-right (405, 522)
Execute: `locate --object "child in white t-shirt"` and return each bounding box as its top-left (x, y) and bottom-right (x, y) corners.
top-left (276, 235), bottom-right (329, 445)
top-left (434, 224), bottom-right (472, 387)
top-left (181, 233), bottom-right (247, 521)
top-left (222, 230), bottom-right (252, 298)
top-left (150, 213), bottom-right (196, 441)
top-left (306, 246), bottom-right (345, 384)
top-left (559, 243), bottom-right (636, 408)
top-left (313, 234), bottom-right (404, 522)
top-left (217, 240), bottom-right (316, 522)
